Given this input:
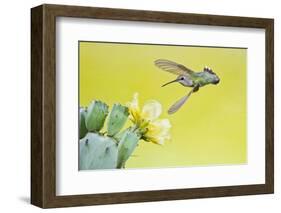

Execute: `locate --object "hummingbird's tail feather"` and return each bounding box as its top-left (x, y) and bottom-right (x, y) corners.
top-left (168, 86), bottom-right (197, 114)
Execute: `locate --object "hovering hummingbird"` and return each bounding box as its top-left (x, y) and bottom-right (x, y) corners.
top-left (154, 59), bottom-right (220, 114)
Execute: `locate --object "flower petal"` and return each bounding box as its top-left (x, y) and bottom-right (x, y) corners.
top-left (141, 100), bottom-right (162, 121)
top-left (145, 119), bottom-right (171, 145)
top-left (148, 119), bottom-right (171, 136)
top-left (127, 93), bottom-right (140, 123)
top-left (127, 93), bottom-right (139, 111)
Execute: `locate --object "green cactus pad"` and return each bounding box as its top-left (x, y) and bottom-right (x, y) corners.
top-left (117, 129), bottom-right (141, 168)
top-left (107, 104), bottom-right (129, 136)
top-left (79, 133), bottom-right (118, 170)
top-left (85, 100), bottom-right (109, 132)
top-left (79, 107), bottom-right (88, 139)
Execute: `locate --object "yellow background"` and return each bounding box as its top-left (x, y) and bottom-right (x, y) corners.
top-left (79, 41), bottom-right (247, 168)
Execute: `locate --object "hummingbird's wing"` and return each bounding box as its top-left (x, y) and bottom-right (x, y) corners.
top-left (155, 59), bottom-right (194, 76)
top-left (168, 85), bottom-right (199, 114)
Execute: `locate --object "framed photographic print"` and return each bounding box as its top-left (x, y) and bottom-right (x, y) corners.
top-left (31, 4), bottom-right (274, 208)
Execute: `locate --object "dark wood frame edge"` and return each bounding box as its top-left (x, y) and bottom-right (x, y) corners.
top-left (31, 4), bottom-right (274, 208)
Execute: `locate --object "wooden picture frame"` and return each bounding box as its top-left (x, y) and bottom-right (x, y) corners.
top-left (31, 4), bottom-right (274, 208)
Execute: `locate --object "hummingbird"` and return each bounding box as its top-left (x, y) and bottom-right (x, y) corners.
top-left (154, 59), bottom-right (220, 114)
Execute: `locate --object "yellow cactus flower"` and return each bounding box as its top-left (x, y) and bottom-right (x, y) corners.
top-left (144, 119), bottom-right (171, 145)
top-left (127, 93), bottom-right (171, 145)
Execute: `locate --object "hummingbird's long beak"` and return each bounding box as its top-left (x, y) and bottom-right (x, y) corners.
top-left (161, 79), bottom-right (180, 87)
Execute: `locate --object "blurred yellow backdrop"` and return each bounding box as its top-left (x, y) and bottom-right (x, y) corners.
top-left (79, 41), bottom-right (247, 168)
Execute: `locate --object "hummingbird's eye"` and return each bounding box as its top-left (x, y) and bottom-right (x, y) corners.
top-left (181, 77), bottom-right (185, 80)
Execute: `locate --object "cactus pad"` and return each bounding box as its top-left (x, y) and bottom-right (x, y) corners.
top-left (79, 133), bottom-right (118, 170)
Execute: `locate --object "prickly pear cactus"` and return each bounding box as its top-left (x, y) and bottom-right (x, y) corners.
top-left (107, 104), bottom-right (129, 136)
top-left (117, 128), bottom-right (140, 168)
top-left (79, 107), bottom-right (88, 139)
top-left (85, 100), bottom-right (109, 132)
top-left (79, 100), bottom-right (137, 170)
top-left (79, 133), bottom-right (118, 170)
top-left (79, 94), bottom-right (170, 170)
